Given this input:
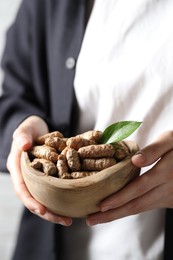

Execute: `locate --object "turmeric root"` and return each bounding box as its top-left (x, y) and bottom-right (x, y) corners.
top-left (59, 172), bottom-right (72, 179)
top-left (66, 148), bottom-right (81, 171)
top-left (77, 130), bottom-right (102, 143)
top-left (30, 158), bottom-right (57, 176)
top-left (29, 145), bottom-right (59, 163)
top-left (60, 147), bottom-right (69, 156)
top-left (78, 144), bottom-right (115, 159)
top-left (29, 128), bottom-right (132, 179)
top-left (71, 171), bottom-right (98, 179)
top-left (113, 141), bottom-right (130, 161)
top-left (45, 137), bottom-right (67, 152)
top-left (35, 131), bottom-right (64, 145)
top-left (66, 136), bottom-right (95, 150)
top-left (81, 158), bottom-right (116, 171)
top-left (57, 154), bottom-right (69, 178)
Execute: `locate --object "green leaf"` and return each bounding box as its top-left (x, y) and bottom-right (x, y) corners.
top-left (100, 121), bottom-right (142, 144)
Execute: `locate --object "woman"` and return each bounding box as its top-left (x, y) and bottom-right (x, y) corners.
top-left (1, 0), bottom-right (173, 259)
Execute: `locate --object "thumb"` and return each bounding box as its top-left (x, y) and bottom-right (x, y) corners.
top-left (12, 116), bottom-right (48, 151)
top-left (132, 131), bottom-right (173, 168)
top-left (13, 127), bottom-right (33, 151)
top-left (131, 152), bottom-right (147, 167)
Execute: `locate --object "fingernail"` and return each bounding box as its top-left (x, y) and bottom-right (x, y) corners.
top-left (32, 209), bottom-right (41, 215)
top-left (15, 136), bottom-right (31, 150)
top-left (101, 205), bottom-right (112, 212)
top-left (59, 219), bottom-right (72, 226)
top-left (59, 220), bottom-right (67, 226)
top-left (86, 218), bottom-right (99, 226)
top-left (15, 139), bottom-right (25, 149)
top-left (132, 153), bottom-right (146, 164)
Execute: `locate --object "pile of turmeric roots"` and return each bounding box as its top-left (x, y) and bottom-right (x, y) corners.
top-left (29, 130), bottom-right (130, 179)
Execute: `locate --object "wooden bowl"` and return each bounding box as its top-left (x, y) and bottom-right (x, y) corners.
top-left (21, 140), bottom-right (140, 218)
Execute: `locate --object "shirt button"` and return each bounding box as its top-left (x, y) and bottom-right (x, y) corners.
top-left (65, 57), bottom-right (76, 69)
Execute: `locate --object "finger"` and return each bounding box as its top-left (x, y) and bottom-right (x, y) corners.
top-left (7, 142), bottom-right (46, 214)
top-left (35, 210), bottom-right (72, 226)
top-left (100, 164), bottom-right (160, 212)
top-left (132, 130), bottom-right (173, 167)
top-left (87, 183), bottom-right (165, 226)
top-left (8, 143), bottom-right (72, 225)
top-left (100, 148), bottom-right (173, 213)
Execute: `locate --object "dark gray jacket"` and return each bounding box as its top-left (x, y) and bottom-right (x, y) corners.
top-left (0, 0), bottom-right (172, 259)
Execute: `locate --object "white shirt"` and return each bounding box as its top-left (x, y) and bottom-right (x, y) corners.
top-left (63, 0), bottom-right (173, 259)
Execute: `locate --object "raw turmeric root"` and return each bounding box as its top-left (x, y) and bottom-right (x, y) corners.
top-left (59, 172), bottom-right (72, 179)
top-left (71, 171), bottom-right (99, 179)
top-left (113, 141), bottom-right (130, 161)
top-left (77, 130), bottom-right (102, 142)
top-left (78, 144), bottom-right (115, 158)
top-left (66, 148), bottom-right (81, 171)
top-left (56, 154), bottom-right (69, 178)
top-left (45, 137), bottom-right (67, 152)
top-left (66, 136), bottom-right (95, 150)
top-left (30, 158), bottom-right (57, 176)
top-left (30, 145), bottom-right (59, 163)
top-left (29, 129), bottom-right (130, 179)
top-left (35, 131), bottom-right (64, 145)
top-left (81, 158), bottom-right (117, 171)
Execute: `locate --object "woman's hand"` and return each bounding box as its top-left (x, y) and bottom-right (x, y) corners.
top-left (87, 130), bottom-right (173, 226)
top-left (7, 115), bottom-right (72, 226)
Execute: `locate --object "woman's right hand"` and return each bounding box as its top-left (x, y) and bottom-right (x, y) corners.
top-left (7, 115), bottom-right (72, 226)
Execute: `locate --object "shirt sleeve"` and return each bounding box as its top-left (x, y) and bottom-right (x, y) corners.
top-left (0, 0), bottom-right (51, 172)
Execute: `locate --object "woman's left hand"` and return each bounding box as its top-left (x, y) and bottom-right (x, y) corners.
top-left (86, 130), bottom-right (173, 226)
